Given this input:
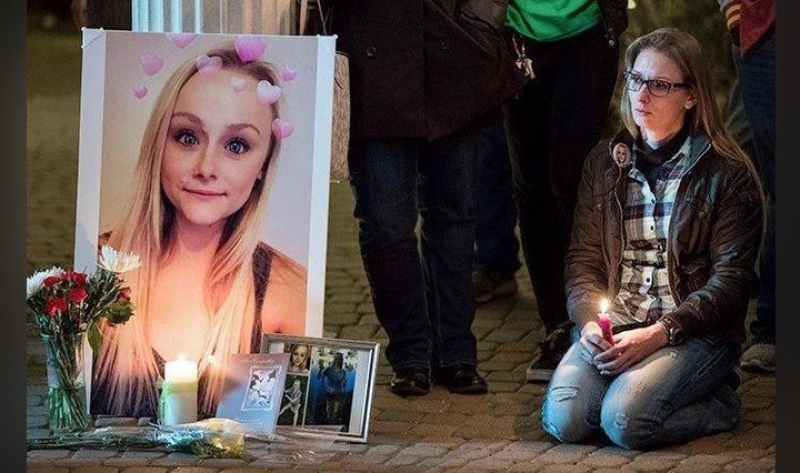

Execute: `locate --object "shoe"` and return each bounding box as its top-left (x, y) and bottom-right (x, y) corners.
top-left (526, 321), bottom-right (574, 382)
top-left (740, 343), bottom-right (776, 373)
top-left (433, 364), bottom-right (488, 395)
top-left (473, 268), bottom-right (519, 304)
top-left (390, 367), bottom-right (431, 396)
top-left (725, 369), bottom-right (741, 390)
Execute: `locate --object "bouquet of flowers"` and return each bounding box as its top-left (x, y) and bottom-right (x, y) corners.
top-left (27, 245), bottom-right (141, 433)
top-left (26, 418), bottom-right (302, 459)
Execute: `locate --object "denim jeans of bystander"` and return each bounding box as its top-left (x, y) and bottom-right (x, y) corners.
top-left (738, 32), bottom-right (776, 349)
top-left (349, 132), bottom-right (480, 375)
top-left (473, 118), bottom-right (522, 303)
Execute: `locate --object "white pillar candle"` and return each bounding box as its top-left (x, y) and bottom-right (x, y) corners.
top-left (160, 355), bottom-right (198, 426)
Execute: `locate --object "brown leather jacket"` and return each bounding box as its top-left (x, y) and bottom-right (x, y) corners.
top-left (565, 129), bottom-right (763, 345)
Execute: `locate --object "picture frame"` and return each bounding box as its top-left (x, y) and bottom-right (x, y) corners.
top-left (261, 333), bottom-right (380, 443)
top-left (215, 352), bottom-right (291, 433)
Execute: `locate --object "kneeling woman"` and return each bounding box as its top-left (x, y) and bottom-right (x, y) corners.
top-left (541, 28), bottom-right (763, 450)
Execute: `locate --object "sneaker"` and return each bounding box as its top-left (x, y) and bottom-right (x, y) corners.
top-left (725, 369), bottom-right (741, 390)
top-left (740, 343), bottom-right (775, 373)
top-left (527, 321), bottom-right (574, 382)
top-left (473, 268), bottom-right (518, 304)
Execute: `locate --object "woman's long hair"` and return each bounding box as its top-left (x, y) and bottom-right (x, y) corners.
top-left (619, 26), bottom-right (766, 261)
top-left (619, 28), bottom-right (763, 193)
top-left (93, 43), bottom-right (283, 416)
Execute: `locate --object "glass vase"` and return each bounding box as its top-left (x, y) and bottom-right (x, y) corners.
top-left (41, 332), bottom-right (90, 434)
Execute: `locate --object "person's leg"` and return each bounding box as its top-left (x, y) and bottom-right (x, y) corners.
top-left (349, 139), bottom-right (431, 377)
top-left (419, 130), bottom-right (480, 370)
top-left (738, 31), bottom-right (776, 371)
top-left (541, 335), bottom-right (611, 443)
top-left (473, 118), bottom-right (521, 303)
top-left (504, 45), bottom-right (559, 335)
top-left (504, 36), bottom-right (566, 382)
top-left (601, 337), bottom-right (741, 450)
top-left (505, 24), bottom-right (619, 382)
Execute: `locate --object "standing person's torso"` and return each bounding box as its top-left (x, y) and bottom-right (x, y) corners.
top-left (331, 0), bottom-right (525, 140)
top-left (507, 0), bottom-right (601, 41)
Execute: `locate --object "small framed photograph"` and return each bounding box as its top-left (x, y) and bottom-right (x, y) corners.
top-left (216, 353), bottom-right (291, 433)
top-left (261, 334), bottom-right (380, 443)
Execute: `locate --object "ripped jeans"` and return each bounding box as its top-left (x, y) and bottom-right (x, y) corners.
top-left (541, 333), bottom-right (741, 450)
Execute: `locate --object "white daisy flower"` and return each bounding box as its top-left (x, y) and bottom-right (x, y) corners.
top-left (26, 266), bottom-right (64, 299)
top-left (97, 245), bottom-right (141, 273)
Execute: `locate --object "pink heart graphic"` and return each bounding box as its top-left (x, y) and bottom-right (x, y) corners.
top-left (235, 36), bottom-right (266, 63)
top-left (166, 32), bottom-right (196, 49)
top-left (257, 80), bottom-right (281, 104)
top-left (271, 119), bottom-right (294, 139)
top-left (280, 66), bottom-right (298, 81)
top-left (140, 55), bottom-right (164, 76)
top-left (231, 77), bottom-right (247, 92)
top-left (196, 55), bottom-right (222, 76)
top-left (133, 86), bottom-right (148, 99)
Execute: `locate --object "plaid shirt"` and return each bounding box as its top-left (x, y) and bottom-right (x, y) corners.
top-left (609, 135), bottom-right (702, 325)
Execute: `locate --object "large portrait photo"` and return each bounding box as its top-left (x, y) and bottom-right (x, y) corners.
top-left (74, 30), bottom-right (336, 419)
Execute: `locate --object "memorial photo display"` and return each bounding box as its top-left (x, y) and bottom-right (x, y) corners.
top-left (74, 29), bottom-right (336, 418)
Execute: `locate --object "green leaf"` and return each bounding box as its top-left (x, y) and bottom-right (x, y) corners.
top-left (88, 323), bottom-right (101, 352)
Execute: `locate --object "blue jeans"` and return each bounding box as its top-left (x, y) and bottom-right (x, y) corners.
top-left (738, 31), bottom-right (776, 344)
top-left (474, 119), bottom-right (521, 276)
top-left (349, 132), bottom-right (479, 372)
top-left (542, 332), bottom-right (741, 450)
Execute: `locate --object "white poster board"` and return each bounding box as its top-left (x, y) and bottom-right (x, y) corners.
top-left (74, 29), bottom-right (334, 416)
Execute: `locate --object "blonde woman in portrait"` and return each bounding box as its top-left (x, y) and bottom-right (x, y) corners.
top-left (91, 43), bottom-right (307, 419)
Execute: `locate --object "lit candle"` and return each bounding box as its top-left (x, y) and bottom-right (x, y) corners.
top-left (598, 298), bottom-right (614, 345)
top-left (160, 355), bottom-right (198, 426)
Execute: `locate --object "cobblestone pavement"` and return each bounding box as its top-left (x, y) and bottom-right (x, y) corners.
top-left (27, 31), bottom-right (776, 472)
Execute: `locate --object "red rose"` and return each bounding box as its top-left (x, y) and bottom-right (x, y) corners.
top-left (70, 272), bottom-right (88, 285)
top-left (46, 298), bottom-right (67, 316)
top-left (69, 287), bottom-right (88, 304)
top-left (43, 276), bottom-right (61, 288)
top-left (118, 287), bottom-right (132, 302)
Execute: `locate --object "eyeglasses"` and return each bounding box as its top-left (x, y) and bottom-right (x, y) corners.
top-left (623, 71), bottom-right (689, 97)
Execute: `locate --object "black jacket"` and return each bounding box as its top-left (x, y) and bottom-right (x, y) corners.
top-left (331, 0), bottom-right (526, 140)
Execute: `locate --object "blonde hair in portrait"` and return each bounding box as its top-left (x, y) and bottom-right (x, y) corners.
top-left (92, 42), bottom-right (298, 417)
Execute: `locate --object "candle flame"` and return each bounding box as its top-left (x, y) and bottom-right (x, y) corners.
top-left (600, 298), bottom-right (609, 314)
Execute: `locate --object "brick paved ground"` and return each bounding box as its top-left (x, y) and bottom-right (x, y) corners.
top-left (26, 30), bottom-right (776, 472)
